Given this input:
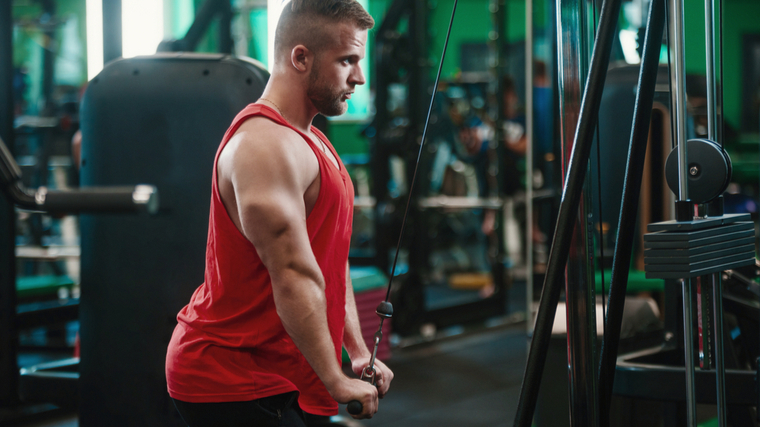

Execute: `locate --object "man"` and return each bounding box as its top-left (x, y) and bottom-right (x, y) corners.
top-left (165, 1), bottom-right (393, 425)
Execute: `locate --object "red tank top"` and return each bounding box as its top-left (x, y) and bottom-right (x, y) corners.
top-left (166, 104), bottom-right (354, 416)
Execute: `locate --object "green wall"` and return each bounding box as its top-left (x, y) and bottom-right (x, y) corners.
top-left (431, 0), bottom-right (527, 80)
top-left (13, 0), bottom-right (88, 114)
top-left (722, 0), bottom-right (760, 134)
top-left (329, 122), bottom-right (370, 155)
top-left (683, 0), bottom-right (760, 132)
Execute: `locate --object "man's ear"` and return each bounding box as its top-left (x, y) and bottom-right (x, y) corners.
top-left (291, 44), bottom-right (312, 73)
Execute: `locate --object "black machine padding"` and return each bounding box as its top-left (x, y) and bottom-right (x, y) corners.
top-left (79, 53), bottom-right (268, 426)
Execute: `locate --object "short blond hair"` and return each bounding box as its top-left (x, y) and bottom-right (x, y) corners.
top-left (274, 0), bottom-right (374, 58)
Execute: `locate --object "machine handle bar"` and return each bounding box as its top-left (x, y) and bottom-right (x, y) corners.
top-left (1, 135), bottom-right (159, 214)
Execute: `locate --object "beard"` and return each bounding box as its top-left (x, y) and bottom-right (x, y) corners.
top-left (307, 62), bottom-right (348, 117)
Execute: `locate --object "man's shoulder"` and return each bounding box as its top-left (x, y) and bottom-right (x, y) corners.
top-left (236, 115), bottom-right (299, 141)
top-left (229, 116), bottom-right (306, 156)
top-left (222, 116), bottom-right (316, 183)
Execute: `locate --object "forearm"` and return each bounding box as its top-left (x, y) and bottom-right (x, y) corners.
top-left (343, 273), bottom-right (371, 360)
top-left (272, 270), bottom-right (345, 390)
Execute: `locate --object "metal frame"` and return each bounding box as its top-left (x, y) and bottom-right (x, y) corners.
top-left (0, 0), bottom-right (18, 408)
top-left (556, 0), bottom-right (599, 422)
top-left (103, 0), bottom-right (122, 63)
top-left (515, 0), bottom-right (753, 423)
top-left (158, 0), bottom-right (233, 54)
top-left (596, 0), bottom-right (666, 423)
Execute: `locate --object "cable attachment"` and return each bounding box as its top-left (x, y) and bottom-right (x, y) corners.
top-left (376, 301), bottom-right (393, 318)
top-left (361, 301), bottom-right (393, 386)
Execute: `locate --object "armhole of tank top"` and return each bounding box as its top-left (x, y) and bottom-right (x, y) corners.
top-left (311, 128), bottom-right (343, 173)
top-left (216, 109), bottom-right (327, 234)
top-left (213, 112), bottom-right (261, 241)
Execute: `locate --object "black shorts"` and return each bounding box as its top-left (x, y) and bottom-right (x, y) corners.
top-left (172, 392), bottom-right (332, 427)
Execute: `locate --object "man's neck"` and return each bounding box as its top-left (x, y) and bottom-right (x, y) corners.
top-left (259, 75), bottom-right (317, 134)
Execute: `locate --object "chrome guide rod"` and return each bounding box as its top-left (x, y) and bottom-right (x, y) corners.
top-left (669, 0), bottom-right (689, 201)
top-left (683, 279), bottom-right (698, 426)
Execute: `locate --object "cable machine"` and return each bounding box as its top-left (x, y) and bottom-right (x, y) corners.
top-left (515, 0), bottom-right (759, 425)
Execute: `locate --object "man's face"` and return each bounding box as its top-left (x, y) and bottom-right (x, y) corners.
top-left (307, 23), bottom-right (367, 116)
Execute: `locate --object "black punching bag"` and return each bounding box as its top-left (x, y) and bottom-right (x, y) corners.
top-left (79, 54), bottom-right (268, 426)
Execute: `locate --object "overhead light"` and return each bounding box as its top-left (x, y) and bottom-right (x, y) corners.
top-left (122, 0), bottom-right (164, 58)
top-left (85, 0), bottom-right (103, 80)
top-left (267, 0), bottom-right (288, 71)
top-left (619, 29), bottom-right (641, 65)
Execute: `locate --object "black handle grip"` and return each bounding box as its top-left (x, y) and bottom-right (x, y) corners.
top-left (35, 185), bottom-right (159, 214)
top-left (347, 400), bottom-right (362, 415)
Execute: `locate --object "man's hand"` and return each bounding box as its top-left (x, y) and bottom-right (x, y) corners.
top-left (351, 356), bottom-right (395, 398)
top-left (328, 377), bottom-right (379, 419)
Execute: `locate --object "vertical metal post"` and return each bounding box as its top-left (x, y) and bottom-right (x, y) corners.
top-left (488, 0), bottom-right (508, 318)
top-left (406, 0), bottom-right (428, 300)
top-left (0, 0), bottom-right (18, 406)
top-left (704, 0), bottom-right (717, 139)
top-left (682, 279), bottom-right (698, 426)
top-left (705, 0), bottom-right (727, 422)
top-left (669, 0), bottom-right (688, 202)
top-left (370, 0), bottom-right (408, 276)
top-left (669, 0), bottom-right (697, 422)
top-left (41, 0), bottom-right (56, 112)
top-left (712, 274), bottom-right (727, 426)
top-left (218, 0), bottom-right (233, 54)
top-left (525, 0), bottom-right (535, 342)
top-left (557, 0), bottom-right (598, 424)
top-left (103, 0), bottom-right (122, 63)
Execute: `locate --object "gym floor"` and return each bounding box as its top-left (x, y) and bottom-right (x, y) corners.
top-left (361, 324), bottom-right (527, 427)
top-left (5, 324), bottom-right (528, 427)
top-left (6, 282), bottom-right (531, 427)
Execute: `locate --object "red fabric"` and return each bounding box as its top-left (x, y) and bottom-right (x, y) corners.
top-left (166, 104), bottom-right (354, 416)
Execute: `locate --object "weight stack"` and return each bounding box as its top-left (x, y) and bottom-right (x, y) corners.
top-left (643, 213), bottom-right (755, 279)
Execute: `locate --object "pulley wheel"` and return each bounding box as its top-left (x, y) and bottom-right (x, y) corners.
top-left (665, 138), bottom-right (731, 204)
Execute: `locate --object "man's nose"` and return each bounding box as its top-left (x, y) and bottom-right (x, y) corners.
top-left (351, 65), bottom-right (366, 85)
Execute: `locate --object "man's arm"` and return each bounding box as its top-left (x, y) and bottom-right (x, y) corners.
top-left (221, 122), bottom-right (377, 418)
top-left (342, 262), bottom-right (394, 397)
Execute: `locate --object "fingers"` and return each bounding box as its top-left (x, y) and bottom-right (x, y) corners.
top-left (349, 381), bottom-right (378, 420)
top-left (373, 360), bottom-right (394, 398)
top-left (351, 358), bottom-right (366, 378)
top-left (364, 385), bottom-right (379, 418)
top-left (336, 377), bottom-right (378, 420)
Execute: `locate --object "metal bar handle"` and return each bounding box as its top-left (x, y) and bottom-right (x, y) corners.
top-left (0, 136), bottom-right (158, 214)
top-left (34, 185), bottom-right (158, 214)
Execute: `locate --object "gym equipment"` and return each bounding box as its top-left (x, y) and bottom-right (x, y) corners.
top-left (1, 5), bottom-right (159, 401)
top-left (664, 139), bottom-right (731, 204)
top-left (517, 0), bottom-right (758, 423)
top-left (347, 0), bottom-right (459, 416)
top-left (633, 0), bottom-right (751, 423)
top-left (0, 132), bottom-right (158, 410)
top-left (513, 0), bottom-right (624, 423)
top-left (77, 54), bottom-right (268, 426)
top-left (1, 136), bottom-right (157, 213)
